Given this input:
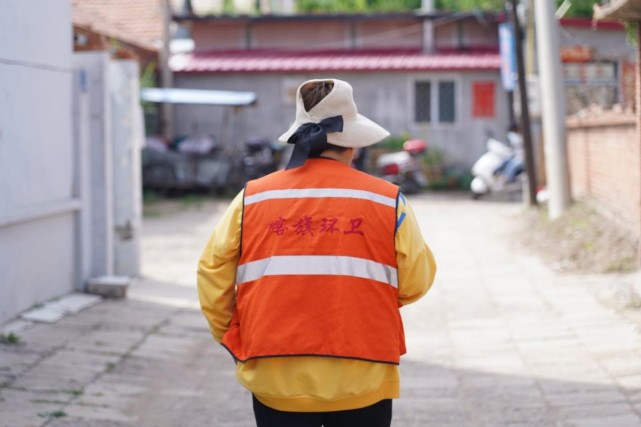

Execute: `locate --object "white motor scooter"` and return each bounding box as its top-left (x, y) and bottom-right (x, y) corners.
top-left (470, 134), bottom-right (524, 199)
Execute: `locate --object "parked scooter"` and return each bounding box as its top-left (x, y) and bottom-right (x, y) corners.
top-left (377, 139), bottom-right (429, 194)
top-left (228, 137), bottom-right (284, 189)
top-left (243, 137), bottom-right (285, 179)
top-left (142, 134), bottom-right (232, 195)
top-left (470, 131), bottom-right (524, 199)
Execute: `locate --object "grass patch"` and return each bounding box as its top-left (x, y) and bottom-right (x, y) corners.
top-left (31, 399), bottom-right (68, 405)
top-left (75, 402), bottom-right (111, 408)
top-left (626, 294), bottom-right (641, 309)
top-left (521, 202), bottom-right (639, 274)
top-left (143, 189), bottom-right (161, 204)
top-left (180, 194), bottom-right (207, 207)
top-left (0, 333), bottom-right (21, 345)
top-left (38, 410), bottom-right (67, 418)
top-left (143, 193), bottom-right (211, 218)
top-left (143, 209), bottom-right (164, 218)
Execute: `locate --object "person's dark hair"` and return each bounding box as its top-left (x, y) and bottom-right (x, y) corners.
top-left (299, 80), bottom-right (347, 156)
top-left (300, 80), bottom-right (333, 111)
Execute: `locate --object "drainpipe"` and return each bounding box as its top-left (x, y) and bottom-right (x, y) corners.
top-left (422, 0), bottom-right (435, 53)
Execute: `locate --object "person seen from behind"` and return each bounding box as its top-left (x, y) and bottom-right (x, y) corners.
top-left (197, 78), bottom-right (437, 427)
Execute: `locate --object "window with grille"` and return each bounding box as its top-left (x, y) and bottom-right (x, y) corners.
top-left (414, 81), bottom-right (431, 122)
top-left (414, 80), bottom-right (457, 124)
top-left (438, 81), bottom-right (456, 123)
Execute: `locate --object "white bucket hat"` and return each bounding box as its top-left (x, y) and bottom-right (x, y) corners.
top-left (278, 78), bottom-right (390, 148)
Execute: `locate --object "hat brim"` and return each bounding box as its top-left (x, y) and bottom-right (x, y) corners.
top-left (278, 113), bottom-right (390, 148)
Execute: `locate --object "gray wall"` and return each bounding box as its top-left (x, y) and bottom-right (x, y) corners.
top-left (174, 71), bottom-right (509, 169)
top-left (0, 0), bottom-right (75, 322)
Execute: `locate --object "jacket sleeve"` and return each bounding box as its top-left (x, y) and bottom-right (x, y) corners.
top-left (395, 194), bottom-right (437, 306)
top-left (197, 190), bottom-right (244, 342)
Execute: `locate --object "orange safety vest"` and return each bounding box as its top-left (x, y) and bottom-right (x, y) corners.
top-left (221, 158), bottom-right (405, 364)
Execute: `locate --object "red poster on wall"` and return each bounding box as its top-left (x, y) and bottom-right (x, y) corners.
top-left (472, 81), bottom-right (495, 118)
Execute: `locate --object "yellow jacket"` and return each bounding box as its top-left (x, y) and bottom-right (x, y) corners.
top-left (198, 176), bottom-right (436, 412)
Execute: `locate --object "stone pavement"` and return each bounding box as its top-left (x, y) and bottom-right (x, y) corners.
top-left (1, 194), bottom-right (641, 427)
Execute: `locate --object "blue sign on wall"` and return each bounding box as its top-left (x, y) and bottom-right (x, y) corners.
top-left (499, 22), bottom-right (517, 92)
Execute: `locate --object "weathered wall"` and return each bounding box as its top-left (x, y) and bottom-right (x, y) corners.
top-left (190, 16), bottom-right (497, 52)
top-left (0, 0), bottom-right (75, 323)
top-left (561, 24), bottom-right (637, 114)
top-left (435, 19), bottom-right (499, 50)
top-left (566, 112), bottom-right (640, 242)
top-left (173, 71), bottom-right (509, 169)
top-left (560, 25), bottom-right (636, 62)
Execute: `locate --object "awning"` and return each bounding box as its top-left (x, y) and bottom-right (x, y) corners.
top-left (140, 88), bottom-right (257, 106)
top-left (170, 49), bottom-right (501, 73)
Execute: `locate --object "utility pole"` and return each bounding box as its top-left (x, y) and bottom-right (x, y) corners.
top-left (534, 0), bottom-right (571, 219)
top-left (508, 0), bottom-right (537, 206)
top-left (421, 0), bottom-right (435, 53)
top-left (161, 0), bottom-right (174, 140)
top-left (524, 1), bottom-right (546, 188)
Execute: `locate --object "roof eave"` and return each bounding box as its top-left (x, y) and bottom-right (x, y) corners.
top-left (594, 0), bottom-right (641, 21)
top-left (174, 67), bottom-right (499, 74)
top-left (73, 23), bottom-right (159, 53)
top-left (172, 10), bottom-right (503, 24)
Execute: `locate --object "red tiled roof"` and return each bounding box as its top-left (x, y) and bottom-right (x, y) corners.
top-left (72, 0), bottom-right (167, 51)
top-left (170, 49), bottom-right (501, 73)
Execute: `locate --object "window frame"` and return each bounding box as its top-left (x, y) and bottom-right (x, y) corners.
top-left (411, 76), bottom-right (461, 128)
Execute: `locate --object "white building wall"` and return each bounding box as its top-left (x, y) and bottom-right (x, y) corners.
top-left (109, 61), bottom-right (143, 277)
top-left (0, 0), bottom-right (75, 323)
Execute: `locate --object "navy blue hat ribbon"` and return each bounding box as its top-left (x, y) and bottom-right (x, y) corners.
top-left (286, 115), bottom-right (344, 170)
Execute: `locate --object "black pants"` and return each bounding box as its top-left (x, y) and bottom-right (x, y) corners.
top-left (252, 395), bottom-right (392, 427)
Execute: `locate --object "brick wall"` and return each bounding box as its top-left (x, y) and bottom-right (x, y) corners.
top-left (566, 111), bottom-right (640, 243)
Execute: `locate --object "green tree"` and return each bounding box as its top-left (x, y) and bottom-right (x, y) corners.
top-left (297, 0), bottom-right (420, 12)
top-left (435, 0), bottom-right (503, 12)
top-left (437, 0), bottom-right (596, 16)
top-left (556, 0), bottom-right (596, 18)
top-left (296, 0), bottom-right (598, 16)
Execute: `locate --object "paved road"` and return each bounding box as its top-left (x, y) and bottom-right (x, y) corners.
top-left (1, 194), bottom-right (641, 426)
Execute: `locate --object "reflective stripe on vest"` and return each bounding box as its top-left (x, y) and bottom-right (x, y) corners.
top-left (236, 255), bottom-right (399, 288)
top-left (244, 188), bottom-right (396, 208)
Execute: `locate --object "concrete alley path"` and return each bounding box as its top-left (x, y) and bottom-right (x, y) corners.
top-left (1, 194), bottom-right (641, 426)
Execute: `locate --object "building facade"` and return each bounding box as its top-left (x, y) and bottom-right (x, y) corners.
top-left (170, 12), bottom-right (636, 170)
top-left (0, 0), bottom-right (76, 323)
top-left (559, 18), bottom-right (637, 114)
top-left (171, 12), bottom-right (509, 169)
top-left (0, 1), bottom-right (144, 325)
